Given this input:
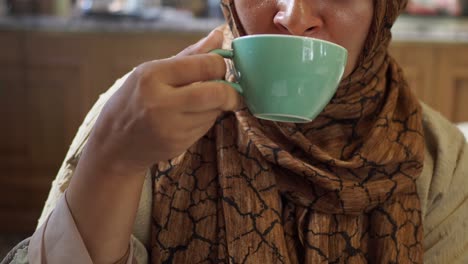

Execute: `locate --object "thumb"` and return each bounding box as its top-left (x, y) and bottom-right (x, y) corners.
top-left (176, 26), bottom-right (225, 58)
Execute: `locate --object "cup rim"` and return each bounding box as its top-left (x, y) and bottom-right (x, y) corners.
top-left (234, 34), bottom-right (347, 52)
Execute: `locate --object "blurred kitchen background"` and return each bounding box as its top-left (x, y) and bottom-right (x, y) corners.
top-left (0, 0), bottom-right (468, 258)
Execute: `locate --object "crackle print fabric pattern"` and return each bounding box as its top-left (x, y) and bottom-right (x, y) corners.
top-left (150, 0), bottom-right (425, 263)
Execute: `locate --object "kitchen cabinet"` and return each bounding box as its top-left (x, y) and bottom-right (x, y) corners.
top-left (388, 44), bottom-right (436, 107)
top-left (0, 29), bottom-right (467, 233)
top-left (389, 42), bottom-right (468, 122)
top-left (436, 47), bottom-right (468, 121)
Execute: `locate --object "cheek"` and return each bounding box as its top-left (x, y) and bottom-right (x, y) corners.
top-left (234, 0), bottom-right (278, 34)
top-left (327, 4), bottom-right (374, 76)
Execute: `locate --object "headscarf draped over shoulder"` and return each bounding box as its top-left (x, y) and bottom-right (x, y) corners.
top-left (150, 0), bottom-right (425, 263)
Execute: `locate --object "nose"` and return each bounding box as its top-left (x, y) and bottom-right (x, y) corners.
top-left (273, 0), bottom-right (323, 37)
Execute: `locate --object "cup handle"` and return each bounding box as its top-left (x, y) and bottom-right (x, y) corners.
top-left (210, 49), bottom-right (243, 95)
top-left (210, 49), bottom-right (234, 59)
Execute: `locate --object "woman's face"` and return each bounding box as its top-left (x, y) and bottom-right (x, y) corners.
top-left (233, 0), bottom-right (374, 77)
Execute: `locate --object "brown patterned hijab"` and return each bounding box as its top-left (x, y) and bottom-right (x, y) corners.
top-left (150, 0), bottom-right (425, 263)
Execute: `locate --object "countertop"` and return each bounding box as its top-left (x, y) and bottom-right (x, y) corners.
top-left (0, 12), bottom-right (468, 43)
top-left (392, 15), bottom-right (468, 43)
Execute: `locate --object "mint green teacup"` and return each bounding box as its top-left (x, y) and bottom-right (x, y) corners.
top-left (212, 34), bottom-right (348, 123)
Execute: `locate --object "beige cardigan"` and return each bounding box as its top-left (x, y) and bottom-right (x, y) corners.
top-left (32, 73), bottom-right (468, 263)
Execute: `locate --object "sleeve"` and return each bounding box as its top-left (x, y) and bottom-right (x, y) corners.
top-left (27, 193), bottom-right (135, 264)
top-left (2, 230), bottom-right (147, 264)
top-left (1, 238), bottom-right (30, 264)
top-left (420, 105), bottom-right (468, 264)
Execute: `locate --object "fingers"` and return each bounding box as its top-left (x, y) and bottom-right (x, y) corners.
top-left (162, 54), bottom-right (228, 87)
top-left (176, 26), bottom-right (225, 58)
top-left (138, 53), bottom-right (227, 88)
top-left (183, 110), bottom-right (222, 128)
top-left (159, 110), bottom-right (220, 153)
top-left (184, 115), bottom-right (221, 143)
top-left (189, 121), bottom-right (218, 140)
top-left (159, 26), bottom-right (226, 86)
top-left (175, 81), bottom-right (241, 112)
top-left (135, 26), bottom-right (228, 90)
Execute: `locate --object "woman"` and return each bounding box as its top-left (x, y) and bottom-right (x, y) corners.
top-left (3, 0), bottom-right (467, 263)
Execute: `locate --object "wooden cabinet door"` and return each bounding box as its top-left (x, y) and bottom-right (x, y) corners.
top-left (436, 46), bottom-right (468, 123)
top-left (26, 62), bottom-right (84, 168)
top-left (0, 32), bottom-right (28, 169)
top-left (389, 43), bottom-right (436, 109)
top-left (8, 34), bottom-right (88, 233)
top-left (25, 33), bottom-right (87, 170)
top-left (0, 32), bottom-right (40, 233)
